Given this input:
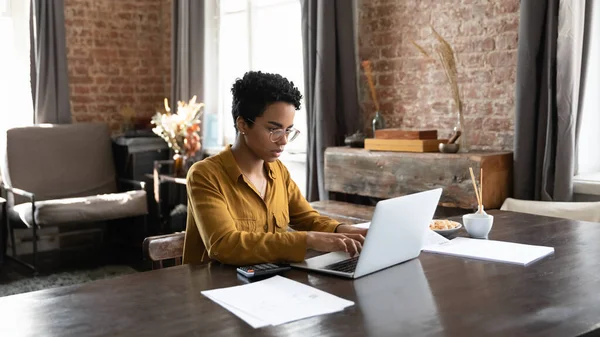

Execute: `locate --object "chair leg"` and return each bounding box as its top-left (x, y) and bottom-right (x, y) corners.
top-left (8, 215), bottom-right (16, 258)
top-left (142, 214), bottom-right (148, 240)
top-left (32, 222), bottom-right (38, 272)
top-left (5, 218), bottom-right (38, 274)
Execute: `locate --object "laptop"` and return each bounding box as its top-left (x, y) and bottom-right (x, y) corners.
top-left (290, 188), bottom-right (442, 279)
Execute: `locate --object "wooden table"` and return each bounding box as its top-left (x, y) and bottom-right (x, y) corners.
top-left (2, 210), bottom-right (600, 337)
top-left (324, 147), bottom-right (513, 209)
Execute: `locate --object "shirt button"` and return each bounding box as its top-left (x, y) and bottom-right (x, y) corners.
top-left (264, 224), bottom-right (268, 232)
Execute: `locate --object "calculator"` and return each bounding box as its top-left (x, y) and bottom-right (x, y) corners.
top-left (236, 263), bottom-right (291, 279)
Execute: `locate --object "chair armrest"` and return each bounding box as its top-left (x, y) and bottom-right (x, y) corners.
top-left (118, 178), bottom-right (146, 191)
top-left (143, 232), bottom-right (185, 261)
top-left (154, 160), bottom-right (175, 167)
top-left (153, 160), bottom-right (175, 175)
top-left (2, 185), bottom-right (35, 201)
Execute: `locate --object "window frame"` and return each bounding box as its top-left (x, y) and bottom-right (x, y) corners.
top-left (205, 0), bottom-right (307, 155)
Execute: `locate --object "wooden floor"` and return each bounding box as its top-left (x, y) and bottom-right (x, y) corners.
top-left (0, 243), bottom-right (148, 281)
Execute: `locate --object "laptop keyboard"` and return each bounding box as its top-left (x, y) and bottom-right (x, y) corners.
top-left (322, 256), bottom-right (359, 273)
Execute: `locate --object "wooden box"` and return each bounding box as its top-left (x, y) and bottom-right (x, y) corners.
top-left (374, 129), bottom-right (438, 140)
top-left (364, 138), bottom-right (447, 153)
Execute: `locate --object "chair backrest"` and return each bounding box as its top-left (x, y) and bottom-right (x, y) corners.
top-left (1, 123), bottom-right (117, 204)
top-left (143, 232), bottom-right (185, 269)
top-left (501, 197), bottom-right (600, 223)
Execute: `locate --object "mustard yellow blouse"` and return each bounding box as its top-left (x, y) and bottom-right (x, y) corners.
top-left (182, 145), bottom-right (340, 265)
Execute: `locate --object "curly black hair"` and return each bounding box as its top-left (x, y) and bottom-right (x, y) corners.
top-left (230, 71), bottom-right (302, 131)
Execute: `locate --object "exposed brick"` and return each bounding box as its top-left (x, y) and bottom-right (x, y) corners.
top-left (65, 0), bottom-right (171, 133)
top-left (469, 37), bottom-right (496, 52)
top-left (487, 51), bottom-right (518, 68)
top-left (459, 53), bottom-right (486, 69)
top-left (495, 1), bottom-right (520, 15)
top-left (496, 32), bottom-right (519, 50)
top-left (488, 15), bottom-right (520, 35)
top-left (70, 76), bottom-right (94, 84)
top-left (72, 86), bottom-right (91, 95)
top-left (460, 20), bottom-right (488, 36)
top-left (358, 0), bottom-right (519, 150)
top-left (378, 74), bottom-right (398, 87)
top-left (461, 70), bottom-right (493, 83)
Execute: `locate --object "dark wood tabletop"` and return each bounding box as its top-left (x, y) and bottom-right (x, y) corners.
top-left (1, 210), bottom-right (600, 337)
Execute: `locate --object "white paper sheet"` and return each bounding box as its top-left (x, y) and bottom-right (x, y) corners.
top-left (201, 275), bottom-right (354, 328)
top-left (422, 237), bottom-right (555, 266)
top-left (422, 229), bottom-right (450, 248)
top-left (353, 222), bottom-right (370, 229)
top-left (204, 295), bottom-right (269, 328)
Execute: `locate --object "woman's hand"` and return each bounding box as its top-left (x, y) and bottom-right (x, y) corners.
top-left (335, 224), bottom-right (368, 237)
top-left (306, 231), bottom-right (365, 256)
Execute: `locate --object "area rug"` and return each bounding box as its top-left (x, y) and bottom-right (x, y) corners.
top-left (0, 264), bottom-right (138, 297)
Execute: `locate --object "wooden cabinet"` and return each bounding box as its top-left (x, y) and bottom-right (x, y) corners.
top-left (324, 147), bottom-right (513, 209)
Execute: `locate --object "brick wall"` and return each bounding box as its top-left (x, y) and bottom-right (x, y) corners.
top-left (64, 0), bottom-right (171, 132)
top-left (358, 0), bottom-right (519, 151)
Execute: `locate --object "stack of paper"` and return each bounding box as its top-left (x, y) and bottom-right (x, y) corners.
top-left (422, 237), bottom-right (555, 266)
top-left (201, 275), bottom-right (354, 328)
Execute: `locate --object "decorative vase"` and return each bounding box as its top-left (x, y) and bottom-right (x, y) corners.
top-left (173, 154), bottom-right (187, 178)
top-left (447, 99), bottom-right (468, 152)
top-left (372, 111), bottom-right (385, 137)
top-left (456, 109), bottom-right (468, 152)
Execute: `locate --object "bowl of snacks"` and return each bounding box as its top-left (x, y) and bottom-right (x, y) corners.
top-left (429, 219), bottom-right (462, 237)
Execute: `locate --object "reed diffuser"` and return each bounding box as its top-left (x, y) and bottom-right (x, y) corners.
top-left (361, 60), bottom-right (385, 136)
top-left (463, 166), bottom-right (493, 239)
top-left (469, 167), bottom-right (486, 214)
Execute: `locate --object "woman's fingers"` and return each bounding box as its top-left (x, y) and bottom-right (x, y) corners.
top-left (345, 238), bottom-right (359, 256)
top-left (345, 233), bottom-right (365, 245)
top-left (335, 237), bottom-right (348, 253)
top-left (332, 234), bottom-right (364, 256)
top-left (353, 238), bottom-right (363, 254)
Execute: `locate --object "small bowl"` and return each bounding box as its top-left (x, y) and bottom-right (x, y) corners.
top-left (429, 220), bottom-right (463, 237)
top-left (439, 143), bottom-right (460, 153)
top-left (462, 213), bottom-right (494, 239)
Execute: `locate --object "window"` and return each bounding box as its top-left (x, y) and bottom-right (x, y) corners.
top-left (577, 1), bottom-right (600, 175)
top-left (211, 0), bottom-right (307, 155)
top-left (0, 0), bottom-right (34, 132)
top-left (203, 0), bottom-right (308, 195)
top-left (575, 1), bottom-right (600, 195)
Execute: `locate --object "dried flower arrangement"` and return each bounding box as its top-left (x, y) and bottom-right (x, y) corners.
top-left (361, 60), bottom-right (386, 136)
top-left (361, 60), bottom-right (380, 112)
top-left (412, 26), bottom-right (465, 149)
top-left (151, 96), bottom-right (204, 159)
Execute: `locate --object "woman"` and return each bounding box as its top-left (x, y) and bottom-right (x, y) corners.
top-left (183, 71), bottom-right (367, 266)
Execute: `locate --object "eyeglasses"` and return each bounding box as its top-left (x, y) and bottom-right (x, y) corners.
top-left (245, 119), bottom-right (301, 143)
top-left (269, 128), bottom-right (300, 143)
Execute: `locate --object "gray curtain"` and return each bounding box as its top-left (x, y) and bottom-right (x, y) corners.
top-left (30, 0), bottom-right (71, 124)
top-left (301, 0), bottom-right (361, 202)
top-left (171, 0), bottom-right (204, 106)
top-left (513, 0), bottom-right (588, 201)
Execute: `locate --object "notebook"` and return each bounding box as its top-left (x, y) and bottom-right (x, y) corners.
top-left (422, 237), bottom-right (555, 266)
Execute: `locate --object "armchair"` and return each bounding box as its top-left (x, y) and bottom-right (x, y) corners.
top-left (0, 123), bottom-right (148, 272)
